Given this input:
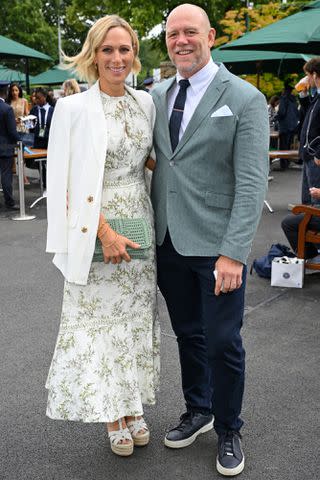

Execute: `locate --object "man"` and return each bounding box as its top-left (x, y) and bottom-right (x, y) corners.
top-left (295, 57), bottom-right (320, 204)
top-left (143, 76), bottom-right (154, 93)
top-left (276, 82), bottom-right (299, 170)
top-left (30, 87), bottom-right (54, 189)
top-left (151, 4), bottom-right (269, 476)
top-left (0, 81), bottom-right (20, 210)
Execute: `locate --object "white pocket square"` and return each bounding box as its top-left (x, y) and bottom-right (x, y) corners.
top-left (211, 105), bottom-right (233, 117)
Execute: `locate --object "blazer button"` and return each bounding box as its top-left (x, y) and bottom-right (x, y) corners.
top-left (87, 195), bottom-right (94, 203)
top-left (81, 226), bottom-right (88, 233)
top-left (169, 161), bottom-right (175, 167)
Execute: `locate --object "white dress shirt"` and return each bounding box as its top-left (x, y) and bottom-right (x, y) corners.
top-left (38, 102), bottom-right (50, 128)
top-left (167, 58), bottom-right (219, 141)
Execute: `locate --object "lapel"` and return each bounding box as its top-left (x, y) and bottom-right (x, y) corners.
top-left (155, 78), bottom-right (176, 158)
top-left (86, 80), bottom-right (108, 168)
top-left (172, 64), bottom-right (231, 157)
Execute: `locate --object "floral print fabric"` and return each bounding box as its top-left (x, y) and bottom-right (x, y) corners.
top-left (46, 91), bottom-right (160, 422)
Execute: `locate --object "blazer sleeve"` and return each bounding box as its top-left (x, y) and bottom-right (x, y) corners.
top-left (46, 99), bottom-right (71, 253)
top-left (6, 106), bottom-right (20, 144)
top-left (218, 91), bottom-right (269, 264)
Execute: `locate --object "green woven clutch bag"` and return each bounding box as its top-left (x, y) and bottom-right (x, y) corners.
top-left (92, 218), bottom-right (152, 262)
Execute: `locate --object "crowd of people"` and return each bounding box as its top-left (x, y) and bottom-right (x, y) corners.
top-left (0, 3), bottom-right (320, 477)
top-left (0, 78), bottom-right (81, 205)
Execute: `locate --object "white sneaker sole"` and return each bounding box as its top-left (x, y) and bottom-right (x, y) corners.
top-left (216, 456), bottom-right (245, 476)
top-left (164, 419), bottom-right (214, 449)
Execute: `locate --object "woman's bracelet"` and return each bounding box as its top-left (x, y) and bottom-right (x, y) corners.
top-left (102, 231), bottom-right (118, 248)
top-left (99, 224), bottom-right (118, 248)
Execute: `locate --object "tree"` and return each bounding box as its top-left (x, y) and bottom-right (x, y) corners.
top-left (0, 0), bottom-right (58, 74)
top-left (215, 1), bottom-right (311, 47)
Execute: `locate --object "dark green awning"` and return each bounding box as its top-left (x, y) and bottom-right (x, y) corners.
top-left (0, 35), bottom-right (51, 60)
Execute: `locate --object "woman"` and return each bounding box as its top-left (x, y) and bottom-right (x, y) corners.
top-left (46, 15), bottom-right (160, 457)
top-left (29, 89), bottom-right (37, 110)
top-left (8, 83), bottom-right (29, 128)
top-left (62, 78), bottom-right (81, 96)
top-left (7, 83), bottom-right (30, 183)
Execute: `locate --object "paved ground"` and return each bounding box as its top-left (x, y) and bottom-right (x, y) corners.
top-left (1, 165), bottom-right (319, 480)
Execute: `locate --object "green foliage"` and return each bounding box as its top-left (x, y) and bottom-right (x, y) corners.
top-left (215, 1), bottom-right (304, 47)
top-left (0, 0), bottom-right (58, 74)
top-left (137, 39), bottom-right (166, 86)
top-left (215, 1), bottom-right (312, 96)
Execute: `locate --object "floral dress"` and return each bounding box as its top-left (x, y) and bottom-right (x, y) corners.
top-left (46, 91), bottom-right (160, 422)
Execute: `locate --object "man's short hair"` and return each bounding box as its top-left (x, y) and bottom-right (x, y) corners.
top-left (0, 81), bottom-right (9, 96)
top-left (35, 87), bottom-right (48, 97)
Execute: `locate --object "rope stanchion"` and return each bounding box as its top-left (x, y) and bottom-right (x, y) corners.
top-left (11, 141), bottom-right (36, 221)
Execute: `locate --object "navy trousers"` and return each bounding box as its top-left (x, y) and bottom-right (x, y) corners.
top-left (0, 156), bottom-right (15, 206)
top-left (157, 231), bottom-right (246, 435)
top-left (282, 212), bottom-right (320, 258)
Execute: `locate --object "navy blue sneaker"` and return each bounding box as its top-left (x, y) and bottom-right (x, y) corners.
top-left (164, 411), bottom-right (213, 448)
top-left (216, 431), bottom-right (244, 476)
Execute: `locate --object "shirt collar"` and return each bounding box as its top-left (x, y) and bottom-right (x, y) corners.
top-left (176, 58), bottom-right (218, 92)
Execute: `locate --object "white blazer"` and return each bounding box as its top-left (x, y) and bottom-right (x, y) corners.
top-left (46, 80), bottom-right (156, 285)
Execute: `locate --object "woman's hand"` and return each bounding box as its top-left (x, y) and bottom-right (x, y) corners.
top-left (309, 187), bottom-right (320, 199)
top-left (98, 221), bottom-right (140, 264)
top-left (314, 157), bottom-right (320, 167)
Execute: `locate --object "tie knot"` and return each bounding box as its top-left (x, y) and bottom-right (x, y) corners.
top-left (179, 79), bottom-right (190, 90)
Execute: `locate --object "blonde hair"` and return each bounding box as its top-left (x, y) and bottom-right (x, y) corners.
top-left (63, 15), bottom-right (141, 84)
top-left (62, 78), bottom-right (81, 96)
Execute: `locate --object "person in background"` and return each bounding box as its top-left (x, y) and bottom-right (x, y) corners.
top-left (7, 83), bottom-right (29, 128)
top-left (282, 59), bottom-right (320, 271)
top-left (276, 82), bottom-right (299, 169)
top-left (295, 57), bottom-right (320, 204)
top-left (151, 4), bottom-right (269, 476)
top-left (268, 95), bottom-right (279, 130)
top-left (45, 14), bottom-right (159, 458)
top-left (268, 95), bottom-right (280, 150)
top-left (29, 89), bottom-right (37, 111)
top-left (143, 76), bottom-right (154, 93)
top-left (7, 83), bottom-right (30, 183)
top-left (281, 184), bottom-right (320, 271)
top-left (0, 81), bottom-right (20, 210)
top-left (47, 89), bottom-right (57, 108)
top-left (30, 87), bottom-right (54, 189)
top-left (62, 78), bottom-right (81, 96)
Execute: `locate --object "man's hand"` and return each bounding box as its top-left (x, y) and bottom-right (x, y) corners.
top-left (214, 255), bottom-right (243, 296)
top-left (145, 156), bottom-right (156, 171)
top-left (314, 158), bottom-right (320, 167)
top-left (309, 187), bottom-right (320, 199)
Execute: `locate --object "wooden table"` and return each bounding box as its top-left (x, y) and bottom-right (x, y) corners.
top-left (23, 148), bottom-right (47, 161)
top-left (23, 148), bottom-right (47, 208)
top-left (269, 150), bottom-right (299, 161)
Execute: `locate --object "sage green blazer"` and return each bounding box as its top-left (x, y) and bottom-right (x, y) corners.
top-left (151, 64), bottom-right (269, 265)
